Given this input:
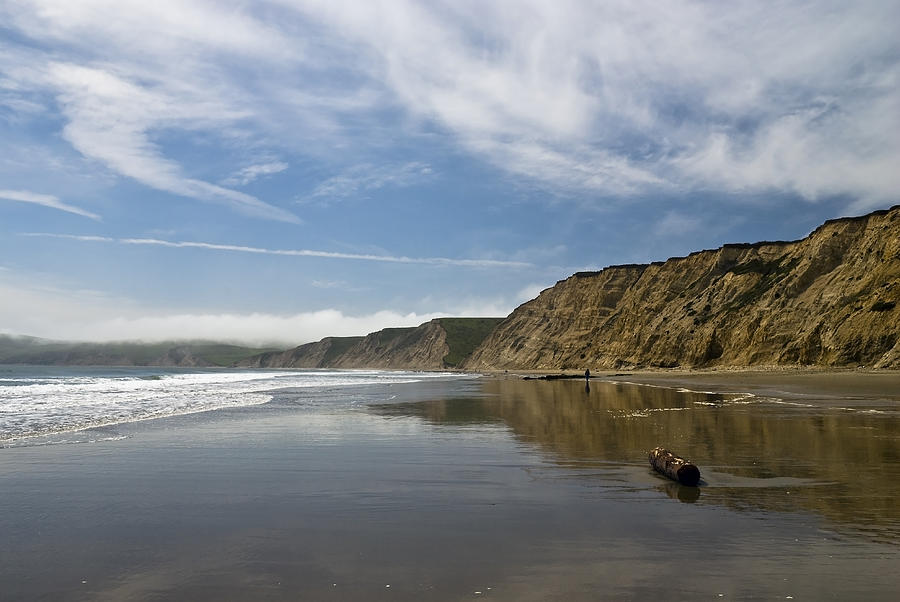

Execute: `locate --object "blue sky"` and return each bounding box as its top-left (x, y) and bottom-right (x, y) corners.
top-left (1, 0), bottom-right (898, 344)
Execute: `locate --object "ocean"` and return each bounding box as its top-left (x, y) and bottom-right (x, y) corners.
top-left (0, 365), bottom-right (469, 446)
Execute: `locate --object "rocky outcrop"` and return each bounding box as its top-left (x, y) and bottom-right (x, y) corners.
top-left (464, 205), bottom-right (900, 370)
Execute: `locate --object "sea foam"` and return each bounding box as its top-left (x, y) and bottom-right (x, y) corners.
top-left (0, 367), bottom-right (458, 445)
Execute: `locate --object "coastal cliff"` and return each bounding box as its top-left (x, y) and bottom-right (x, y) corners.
top-left (237, 318), bottom-right (503, 370)
top-left (236, 336), bottom-right (364, 369)
top-left (464, 205), bottom-right (900, 370)
top-left (331, 325), bottom-right (442, 370)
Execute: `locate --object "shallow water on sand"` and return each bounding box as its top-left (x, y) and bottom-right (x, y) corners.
top-left (0, 366), bottom-right (461, 444)
top-left (1, 374), bottom-right (898, 600)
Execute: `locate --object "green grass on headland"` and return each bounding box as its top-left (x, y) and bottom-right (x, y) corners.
top-left (438, 318), bottom-right (504, 367)
top-left (321, 336), bottom-right (365, 365)
top-left (190, 344), bottom-right (282, 366)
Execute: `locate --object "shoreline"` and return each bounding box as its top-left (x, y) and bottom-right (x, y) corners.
top-left (3, 365), bottom-right (897, 447)
top-left (490, 367), bottom-right (900, 404)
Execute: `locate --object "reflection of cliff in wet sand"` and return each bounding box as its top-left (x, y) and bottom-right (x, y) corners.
top-left (374, 374), bottom-right (900, 543)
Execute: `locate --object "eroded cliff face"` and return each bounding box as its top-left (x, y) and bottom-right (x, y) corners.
top-left (331, 322), bottom-right (449, 370)
top-left (235, 337), bottom-right (363, 369)
top-left (465, 206), bottom-right (900, 370)
top-left (238, 321), bottom-right (455, 370)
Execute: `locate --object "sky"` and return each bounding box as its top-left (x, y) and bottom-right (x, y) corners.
top-left (1, 0), bottom-right (898, 346)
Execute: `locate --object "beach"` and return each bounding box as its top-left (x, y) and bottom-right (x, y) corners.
top-left (602, 369), bottom-right (900, 404)
top-left (2, 369), bottom-right (899, 600)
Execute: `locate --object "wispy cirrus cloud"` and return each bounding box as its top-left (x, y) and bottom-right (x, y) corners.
top-left (306, 161), bottom-right (433, 203)
top-left (3, 0), bottom-right (898, 210)
top-left (0, 189), bottom-right (100, 220)
top-left (310, 279), bottom-right (366, 292)
top-left (0, 6), bottom-right (302, 223)
top-left (23, 232), bottom-right (533, 269)
top-left (652, 212), bottom-right (702, 238)
top-left (222, 161), bottom-right (289, 186)
top-left (45, 63), bottom-right (300, 223)
top-left (291, 0), bottom-right (900, 205)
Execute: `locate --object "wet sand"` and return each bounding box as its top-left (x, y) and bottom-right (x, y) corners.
top-left (2, 373), bottom-right (899, 600)
top-left (601, 369), bottom-right (900, 404)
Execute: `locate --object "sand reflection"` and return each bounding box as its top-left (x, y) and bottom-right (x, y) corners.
top-left (373, 377), bottom-right (900, 543)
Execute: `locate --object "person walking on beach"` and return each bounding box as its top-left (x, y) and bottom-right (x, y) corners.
top-left (584, 368), bottom-right (590, 382)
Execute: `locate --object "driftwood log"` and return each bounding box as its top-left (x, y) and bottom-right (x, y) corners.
top-left (649, 447), bottom-right (701, 486)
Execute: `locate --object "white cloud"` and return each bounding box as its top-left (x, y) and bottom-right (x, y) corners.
top-left (222, 161), bottom-right (289, 186)
top-left (23, 232), bottom-right (533, 269)
top-left (310, 279), bottom-right (365, 292)
top-left (0, 95), bottom-right (45, 120)
top-left (4, 0), bottom-right (298, 62)
top-left (674, 93), bottom-right (900, 209)
top-left (290, 0), bottom-right (900, 205)
top-left (0, 264), bottom-right (518, 345)
top-left (45, 63), bottom-right (300, 223)
top-left (414, 291), bottom-right (517, 319)
top-left (0, 188), bottom-right (100, 220)
top-left (653, 212), bottom-right (702, 238)
top-left (0, 264), bottom-right (448, 345)
top-left (2, 0), bottom-right (899, 213)
top-left (311, 279), bottom-right (346, 289)
top-left (307, 161), bottom-right (433, 203)
top-left (516, 283), bottom-right (550, 304)
top-left (0, 276), bottom-right (441, 344)
top-left (60, 310), bottom-right (444, 346)
top-left (451, 298), bottom-right (515, 319)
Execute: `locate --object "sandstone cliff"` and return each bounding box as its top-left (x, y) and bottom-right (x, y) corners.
top-left (464, 205), bottom-right (900, 370)
top-left (236, 336), bottom-right (363, 368)
top-left (331, 324), bottom-right (445, 370)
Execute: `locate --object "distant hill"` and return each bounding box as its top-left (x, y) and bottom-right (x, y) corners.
top-left (236, 336), bottom-right (365, 369)
top-left (464, 205), bottom-right (900, 370)
top-left (236, 318), bottom-right (504, 370)
top-left (0, 336), bottom-right (278, 367)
